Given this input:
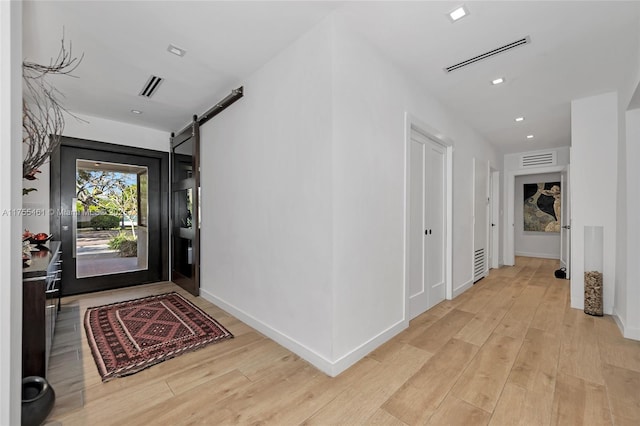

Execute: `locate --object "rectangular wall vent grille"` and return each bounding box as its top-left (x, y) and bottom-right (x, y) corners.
top-left (520, 151), bottom-right (557, 168)
top-left (445, 36), bottom-right (530, 73)
top-left (474, 248), bottom-right (486, 282)
top-left (139, 75), bottom-right (164, 98)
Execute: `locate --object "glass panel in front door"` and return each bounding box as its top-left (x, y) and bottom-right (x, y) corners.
top-left (75, 160), bottom-right (149, 278)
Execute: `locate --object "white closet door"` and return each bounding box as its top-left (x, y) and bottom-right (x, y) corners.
top-left (408, 134), bottom-right (428, 317)
top-left (426, 141), bottom-right (446, 308)
top-left (408, 130), bottom-right (446, 319)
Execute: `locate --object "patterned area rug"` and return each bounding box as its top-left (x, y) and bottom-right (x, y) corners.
top-left (84, 292), bottom-right (233, 381)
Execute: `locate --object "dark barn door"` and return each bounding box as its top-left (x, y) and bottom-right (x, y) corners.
top-left (170, 121), bottom-right (200, 296)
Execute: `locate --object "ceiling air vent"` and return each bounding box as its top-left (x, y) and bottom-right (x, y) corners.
top-left (444, 36), bottom-right (531, 73)
top-left (520, 151), bottom-right (556, 169)
top-left (139, 75), bottom-right (164, 98)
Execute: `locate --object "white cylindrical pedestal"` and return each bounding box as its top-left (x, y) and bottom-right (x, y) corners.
top-left (584, 226), bottom-right (603, 316)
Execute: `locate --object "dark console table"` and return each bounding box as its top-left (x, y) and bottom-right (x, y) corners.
top-left (22, 241), bottom-right (62, 378)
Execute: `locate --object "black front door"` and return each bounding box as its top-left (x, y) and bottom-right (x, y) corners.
top-left (51, 137), bottom-right (169, 296)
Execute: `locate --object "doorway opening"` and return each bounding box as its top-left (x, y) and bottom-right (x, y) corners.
top-left (504, 164), bottom-right (569, 277)
top-left (513, 173), bottom-right (562, 259)
top-left (51, 137), bottom-right (169, 296)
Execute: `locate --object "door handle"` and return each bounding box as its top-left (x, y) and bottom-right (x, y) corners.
top-left (424, 229), bottom-right (432, 235)
top-left (72, 198), bottom-right (77, 258)
top-left (491, 223), bottom-right (496, 227)
top-left (562, 225), bottom-right (571, 229)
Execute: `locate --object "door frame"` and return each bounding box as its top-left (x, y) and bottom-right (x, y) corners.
top-left (503, 165), bottom-right (565, 265)
top-left (404, 112), bottom-right (453, 321)
top-left (489, 169), bottom-right (500, 269)
top-left (560, 165), bottom-right (571, 278)
top-left (50, 136), bottom-right (170, 293)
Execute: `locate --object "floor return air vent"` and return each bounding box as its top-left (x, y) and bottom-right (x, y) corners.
top-left (474, 248), bottom-right (486, 282)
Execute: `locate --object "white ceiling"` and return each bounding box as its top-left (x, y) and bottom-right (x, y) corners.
top-left (22, 1), bottom-right (343, 132)
top-left (23, 1), bottom-right (640, 155)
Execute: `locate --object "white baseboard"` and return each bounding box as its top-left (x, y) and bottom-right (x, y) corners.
top-left (453, 278), bottom-right (473, 298)
top-left (200, 289), bottom-right (408, 377)
top-left (612, 310), bottom-right (626, 335)
top-left (514, 251), bottom-right (560, 260)
top-left (570, 296), bottom-right (584, 311)
top-left (330, 318), bottom-right (408, 376)
top-left (200, 289), bottom-right (335, 375)
top-left (612, 308), bottom-right (640, 341)
top-left (623, 325), bottom-right (640, 340)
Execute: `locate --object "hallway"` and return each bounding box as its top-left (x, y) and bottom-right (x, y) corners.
top-left (46, 257), bottom-right (640, 425)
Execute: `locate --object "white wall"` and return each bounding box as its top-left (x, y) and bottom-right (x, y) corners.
top-left (571, 92), bottom-right (618, 315)
top-left (199, 21), bottom-right (335, 369)
top-left (614, 20), bottom-right (640, 339)
top-left (199, 15), bottom-right (500, 376)
top-left (615, 113), bottom-right (629, 330)
top-left (619, 20), bottom-right (640, 111)
top-left (22, 113), bottom-right (169, 234)
top-left (0, 1), bottom-right (23, 423)
top-left (473, 158), bottom-right (489, 279)
top-left (514, 172), bottom-right (561, 259)
top-left (330, 24), bottom-right (406, 364)
top-left (62, 113), bottom-right (170, 152)
top-left (618, 107), bottom-right (640, 339)
top-left (329, 20), bottom-right (499, 369)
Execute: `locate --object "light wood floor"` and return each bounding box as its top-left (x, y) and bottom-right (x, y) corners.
top-left (44, 257), bottom-right (640, 425)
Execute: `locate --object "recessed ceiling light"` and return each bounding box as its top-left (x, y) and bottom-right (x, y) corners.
top-left (491, 77), bottom-right (505, 85)
top-left (526, 134), bottom-right (534, 139)
top-left (515, 117), bottom-right (525, 122)
top-left (167, 44), bottom-right (186, 57)
top-left (448, 5), bottom-right (469, 22)
top-left (131, 109), bottom-right (142, 114)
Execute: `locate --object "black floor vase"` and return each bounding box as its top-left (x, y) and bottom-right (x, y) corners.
top-left (21, 376), bottom-right (55, 426)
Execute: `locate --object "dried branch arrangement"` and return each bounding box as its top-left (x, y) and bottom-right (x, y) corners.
top-left (22, 33), bottom-right (84, 180)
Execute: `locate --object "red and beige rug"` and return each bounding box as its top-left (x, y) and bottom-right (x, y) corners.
top-left (84, 292), bottom-right (233, 381)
